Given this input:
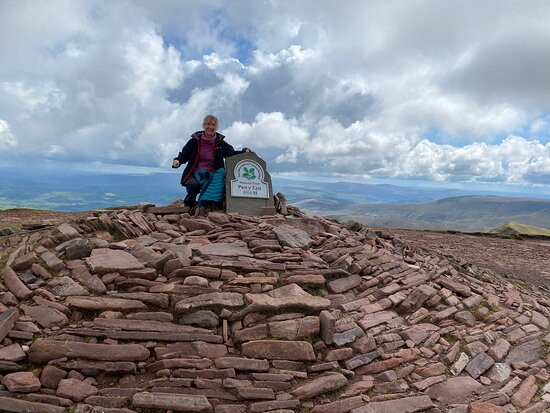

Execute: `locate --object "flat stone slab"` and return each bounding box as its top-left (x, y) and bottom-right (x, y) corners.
top-left (2, 371), bottom-right (41, 393)
top-left (193, 241), bottom-right (253, 258)
top-left (20, 304), bottom-right (68, 328)
top-left (0, 396), bottom-right (65, 413)
top-left (110, 292), bottom-right (169, 308)
top-left (451, 352), bottom-right (470, 376)
top-left (175, 292), bottom-right (245, 313)
top-left (155, 341), bottom-right (228, 359)
top-left (359, 310), bottom-right (399, 330)
top-left (132, 392), bottom-right (213, 412)
top-left (56, 237), bottom-right (92, 259)
top-left (146, 358), bottom-right (212, 373)
top-left (505, 339), bottom-right (544, 365)
top-left (215, 357), bottom-right (270, 372)
top-left (438, 278), bottom-right (472, 296)
top-left (67, 261), bottom-right (107, 294)
top-left (465, 352), bottom-right (495, 379)
top-left (293, 372), bottom-right (348, 400)
top-left (65, 296), bottom-right (147, 311)
top-left (2, 266), bottom-right (32, 299)
top-left (333, 326), bottom-right (365, 346)
top-left (273, 226), bottom-right (313, 249)
top-left (397, 284), bottom-right (438, 314)
top-left (63, 327), bottom-right (222, 343)
top-left (351, 395), bottom-right (433, 413)
top-left (0, 308), bottom-right (19, 342)
top-left (86, 248), bottom-right (145, 274)
top-left (0, 343), bottom-right (26, 362)
top-left (328, 274), bottom-right (362, 293)
top-left (57, 377), bottom-right (98, 402)
top-left (56, 361), bottom-right (137, 377)
top-left (57, 222), bottom-right (79, 238)
top-left (249, 400), bottom-right (300, 412)
top-left (92, 317), bottom-right (211, 334)
top-left (11, 252), bottom-right (38, 271)
top-left (235, 284), bottom-right (330, 319)
top-left (426, 377), bottom-right (483, 402)
top-left (401, 326), bottom-right (430, 345)
top-left (241, 340), bottom-right (316, 361)
top-left (485, 362), bottom-right (512, 382)
top-left (48, 276), bottom-right (89, 297)
top-left (345, 351), bottom-right (380, 370)
top-left (40, 251), bottom-right (65, 272)
top-left (28, 339), bottom-right (150, 363)
top-left (311, 396), bottom-right (364, 413)
top-left (156, 242), bottom-right (192, 261)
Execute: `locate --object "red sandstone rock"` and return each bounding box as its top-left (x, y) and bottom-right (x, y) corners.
top-left (56, 378), bottom-right (98, 402)
top-left (241, 340), bottom-right (316, 361)
top-left (2, 371), bottom-right (41, 393)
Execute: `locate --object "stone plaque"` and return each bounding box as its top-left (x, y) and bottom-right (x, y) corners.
top-left (225, 152), bottom-right (273, 216)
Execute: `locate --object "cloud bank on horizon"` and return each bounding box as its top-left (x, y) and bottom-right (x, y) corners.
top-left (1, 0), bottom-right (549, 186)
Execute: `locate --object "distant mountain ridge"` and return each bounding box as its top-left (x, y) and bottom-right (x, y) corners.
top-left (5, 168), bottom-right (545, 212)
top-left (1, 168), bottom-right (549, 233)
top-left (331, 195), bottom-right (550, 232)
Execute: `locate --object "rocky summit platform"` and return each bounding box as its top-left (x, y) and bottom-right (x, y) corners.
top-left (1, 205), bottom-right (550, 413)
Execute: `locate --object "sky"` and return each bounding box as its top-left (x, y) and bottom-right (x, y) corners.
top-left (1, 0), bottom-right (550, 193)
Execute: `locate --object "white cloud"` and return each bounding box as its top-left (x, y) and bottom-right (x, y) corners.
top-left (46, 144), bottom-right (66, 156)
top-left (249, 45), bottom-right (317, 74)
top-left (0, 0), bottom-right (549, 188)
top-left (225, 112), bottom-right (309, 163)
top-left (0, 119), bottom-right (17, 150)
top-left (123, 29), bottom-right (183, 105)
top-left (391, 136), bottom-right (550, 184)
top-left (1, 81), bottom-right (65, 114)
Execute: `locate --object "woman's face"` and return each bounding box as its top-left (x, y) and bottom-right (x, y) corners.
top-left (203, 120), bottom-right (217, 135)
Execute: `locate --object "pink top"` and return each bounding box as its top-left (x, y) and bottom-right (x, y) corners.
top-left (194, 134), bottom-right (217, 172)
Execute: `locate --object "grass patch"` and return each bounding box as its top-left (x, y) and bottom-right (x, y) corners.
top-left (467, 299), bottom-right (489, 313)
top-left (490, 221), bottom-right (550, 237)
top-left (458, 339), bottom-right (469, 355)
top-left (538, 346), bottom-right (549, 361)
top-left (443, 333), bottom-right (458, 345)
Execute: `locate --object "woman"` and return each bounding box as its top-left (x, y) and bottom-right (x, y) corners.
top-left (172, 115), bottom-right (253, 216)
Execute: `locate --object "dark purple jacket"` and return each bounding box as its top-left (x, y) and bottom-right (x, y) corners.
top-left (173, 131), bottom-right (246, 186)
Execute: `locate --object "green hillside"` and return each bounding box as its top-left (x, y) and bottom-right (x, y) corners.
top-left (335, 195), bottom-right (550, 232)
top-left (489, 221), bottom-right (550, 237)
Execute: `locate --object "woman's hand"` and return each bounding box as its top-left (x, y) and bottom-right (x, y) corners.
top-left (172, 160), bottom-right (180, 168)
top-left (245, 148), bottom-right (255, 153)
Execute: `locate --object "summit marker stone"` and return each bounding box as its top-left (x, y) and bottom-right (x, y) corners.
top-left (225, 152), bottom-right (273, 216)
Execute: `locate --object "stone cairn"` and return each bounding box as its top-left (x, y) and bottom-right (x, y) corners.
top-left (1, 205), bottom-right (550, 413)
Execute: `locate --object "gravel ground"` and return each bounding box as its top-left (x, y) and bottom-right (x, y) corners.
top-left (0, 209), bottom-right (92, 230)
top-left (392, 228), bottom-right (550, 290)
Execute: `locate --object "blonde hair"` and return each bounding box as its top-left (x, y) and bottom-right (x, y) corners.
top-left (202, 114), bottom-right (219, 129)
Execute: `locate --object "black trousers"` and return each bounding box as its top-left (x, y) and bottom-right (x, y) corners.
top-left (183, 176), bottom-right (201, 207)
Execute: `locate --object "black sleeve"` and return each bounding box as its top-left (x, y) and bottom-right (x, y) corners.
top-left (222, 140), bottom-right (246, 158)
top-left (174, 138), bottom-right (195, 164)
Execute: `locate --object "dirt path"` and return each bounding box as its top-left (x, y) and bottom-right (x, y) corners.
top-left (392, 228), bottom-right (550, 289)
